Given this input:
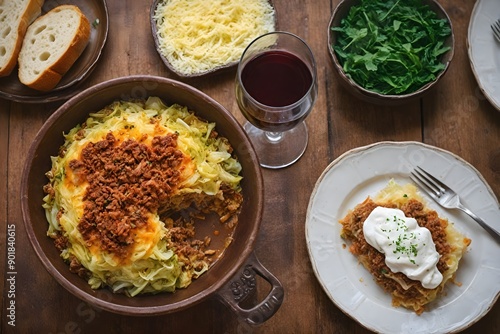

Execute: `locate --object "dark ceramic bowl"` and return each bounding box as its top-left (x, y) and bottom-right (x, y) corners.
top-left (328, 0), bottom-right (454, 105)
top-left (0, 0), bottom-right (109, 103)
top-left (21, 75), bottom-right (283, 322)
top-left (150, 0), bottom-right (277, 78)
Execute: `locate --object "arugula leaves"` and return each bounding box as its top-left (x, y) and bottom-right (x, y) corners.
top-left (332, 0), bottom-right (451, 95)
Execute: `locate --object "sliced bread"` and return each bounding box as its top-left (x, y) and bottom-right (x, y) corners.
top-left (0, 0), bottom-right (44, 77)
top-left (18, 5), bottom-right (91, 91)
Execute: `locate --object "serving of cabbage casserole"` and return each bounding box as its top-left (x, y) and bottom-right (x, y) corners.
top-left (42, 97), bottom-right (243, 296)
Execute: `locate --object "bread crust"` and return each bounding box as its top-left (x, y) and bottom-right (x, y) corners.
top-left (18, 5), bottom-right (91, 92)
top-left (0, 0), bottom-right (44, 77)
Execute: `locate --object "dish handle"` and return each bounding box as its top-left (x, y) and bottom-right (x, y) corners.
top-left (216, 252), bottom-right (284, 325)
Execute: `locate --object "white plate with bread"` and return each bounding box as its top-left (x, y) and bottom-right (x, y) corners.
top-left (0, 0), bottom-right (108, 103)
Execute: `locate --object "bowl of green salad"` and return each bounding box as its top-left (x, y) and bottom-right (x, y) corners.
top-left (328, 0), bottom-right (454, 105)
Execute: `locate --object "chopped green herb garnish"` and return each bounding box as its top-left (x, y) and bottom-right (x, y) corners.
top-left (383, 214), bottom-right (421, 264)
top-left (332, 0), bottom-right (451, 95)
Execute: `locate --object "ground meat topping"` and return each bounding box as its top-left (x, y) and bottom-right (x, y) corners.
top-left (401, 199), bottom-right (450, 272)
top-left (342, 198), bottom-right (451, 293)
top-left (70, 132), bottom-right (184, 260)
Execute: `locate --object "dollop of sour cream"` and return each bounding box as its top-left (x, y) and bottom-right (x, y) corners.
top-left (363, 206), bottom-right (443, 289)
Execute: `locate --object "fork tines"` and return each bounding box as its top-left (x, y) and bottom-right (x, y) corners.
top-left (409, 166), bottom-right (444, 198)
top-left (491, 19), bottom-right (500, 43)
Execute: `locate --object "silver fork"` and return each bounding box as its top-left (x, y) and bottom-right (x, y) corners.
top-left (410, 166), bottom-right (500, 243)
top-left (491, 19), bottom-right (500, 43)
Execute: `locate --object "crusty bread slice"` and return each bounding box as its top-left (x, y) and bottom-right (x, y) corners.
top-left (0, 0), bottom-right (44, 77)
top-left (18, 5), bottom-right (91, 91)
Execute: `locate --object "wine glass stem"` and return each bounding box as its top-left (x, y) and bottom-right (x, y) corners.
top-left (265, 131), bottom-right (283, 143)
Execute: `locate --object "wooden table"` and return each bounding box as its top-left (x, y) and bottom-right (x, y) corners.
top-left (1, 0), bottom-right (499, 333)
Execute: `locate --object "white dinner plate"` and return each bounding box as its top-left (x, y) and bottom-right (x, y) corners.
top-left (467, 0), bottom-right (500, 111)
top-left (305, 141), bottom-right (500, 333)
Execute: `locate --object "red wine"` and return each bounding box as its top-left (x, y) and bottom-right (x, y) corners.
top-left (241, 51), bottom-right (313, 107)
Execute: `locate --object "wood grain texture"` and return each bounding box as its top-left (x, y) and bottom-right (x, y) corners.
top-left (1, 0), bottom-right (499, 333)
top-left (0, 99), bottom-right (9, 306)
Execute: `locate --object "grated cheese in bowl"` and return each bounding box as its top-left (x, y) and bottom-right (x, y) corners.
top-left (152, 0), bottom-right (276, 77)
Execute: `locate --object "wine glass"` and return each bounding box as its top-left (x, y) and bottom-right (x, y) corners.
top-left (235, 31), bottom-right (318, 169)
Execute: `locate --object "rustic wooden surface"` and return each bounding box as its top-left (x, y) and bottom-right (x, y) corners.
top-left (1, 0), bottom-right (499, 333)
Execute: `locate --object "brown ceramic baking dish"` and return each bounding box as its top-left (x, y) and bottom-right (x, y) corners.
top-left (21, 75), bottom-right (283, 323)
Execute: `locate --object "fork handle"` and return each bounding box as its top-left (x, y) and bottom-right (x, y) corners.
top-left (457, 203), bottom-right (500, 243)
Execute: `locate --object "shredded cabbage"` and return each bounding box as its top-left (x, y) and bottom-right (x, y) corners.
top-left (43, 97), bottom-right (243, 296)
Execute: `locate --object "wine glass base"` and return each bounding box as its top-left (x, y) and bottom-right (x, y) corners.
top-left (243, 122), bottom-right (308, 169)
